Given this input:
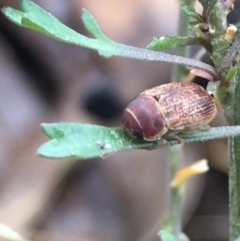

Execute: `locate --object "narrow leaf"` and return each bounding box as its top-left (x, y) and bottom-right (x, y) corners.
top-left (1, 7), bottom-right (25, 26)
top-left (147, 36), bottom-right (200, 51)
top-left (225, 67), bottom-right (237, 83)
top-left (182, 5), bottom-right (202, 22)
top-left (37, 123), bottom-right (240, 160)
top-left (81, 9), bottom-right (109, 40)
top-left (3, 0), bottom-right (96, 46)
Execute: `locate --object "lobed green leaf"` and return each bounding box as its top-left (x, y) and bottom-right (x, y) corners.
top-left (2, 0), bottom-right (115, 55)
top-left (1, 0), bottom-right (217, 77)
top-left (37, 123), bottom-right (240, 160)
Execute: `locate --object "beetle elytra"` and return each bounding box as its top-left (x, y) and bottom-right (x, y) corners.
top-left (122, 82), bottom-right (217, 143)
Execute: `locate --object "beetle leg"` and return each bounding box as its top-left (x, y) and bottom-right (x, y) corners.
top-left (168, 125), bottom-right (211, 144)
top-left (167, 135), bottom-right (185, 145)
top-left (163, 132), bottom-right (185, 145)
top-left (145, 138), bottom-right (167, 150)
top-left (199, 125), bottom-right (210, 131)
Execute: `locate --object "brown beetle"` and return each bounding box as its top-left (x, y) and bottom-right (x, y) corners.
top-left (122, 82), bottom-right (217, 143)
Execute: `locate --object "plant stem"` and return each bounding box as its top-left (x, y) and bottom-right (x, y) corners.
top-left (193, 2), bottom-right (240, 240)
top-left (213, 27), bottom-right (240, 241)
top-left (229, 135), bottom-right (240, 241)
top-left (171, 0), bottom-right (192, 81)
top-left (163, 146), bottom-right (183, 235)
top-left (163, 0), bottom-right (194, 238)
top-left (117, 45), bottom-right (217, 80)
top-left (228, 43), bottom-right (240, 241)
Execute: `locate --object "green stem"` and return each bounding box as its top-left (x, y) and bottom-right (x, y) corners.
top-left (171, 0), bottom-right (193, 82)
top-left (228, 50), bottom-right (240, 241)
top-left (116, 45), bottom-right (216, 78)
top-left (163, 0), bottom-right (194, 238)
top-left (229, 136), bottom-right (240, 241)
top-left (163, 146), bottom-right (183, 235)
top-left (215, 29), bottom-right (240, 241)
top-left (170, 187), bottom-right (182, 235)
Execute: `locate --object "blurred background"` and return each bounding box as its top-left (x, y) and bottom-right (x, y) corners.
top-left (0, 0), bottom-right (238, 240)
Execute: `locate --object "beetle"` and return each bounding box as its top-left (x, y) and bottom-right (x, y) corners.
top-left (122, 82), bottom-right (217, 143)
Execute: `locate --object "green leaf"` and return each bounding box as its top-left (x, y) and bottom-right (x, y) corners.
top-left (38, 123), bottom-right (153, 160)
top-left (1, 7), bottom-right (25, 26)
top-left (1, 0), bottom-right (217, 78)
top-left (81, 9), bottom-right (109, 40)
top-left (147, 36), bottom-right (200, 51)
top-left (158, 230), bottom-right (178, 241)
top-left (225, 67), bottom-right (237, 83)
top-left (2, 2), bottom-right (90, 43)
top-left (2, 0), bottom-right (113, 55)
top-left (182, 5), bottom-right (202, 22)
top-left (37, 123), bottom-right (240, 160)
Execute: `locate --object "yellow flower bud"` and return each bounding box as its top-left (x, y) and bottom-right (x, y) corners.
top-left (171, 159), bottom-right (209, 188)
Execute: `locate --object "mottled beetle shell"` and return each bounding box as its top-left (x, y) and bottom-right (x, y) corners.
top-left (122, 82), bottom-right (217, 141)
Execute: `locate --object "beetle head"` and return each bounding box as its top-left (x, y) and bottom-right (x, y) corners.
top-left (122, 95), bottom-right (167, 141)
